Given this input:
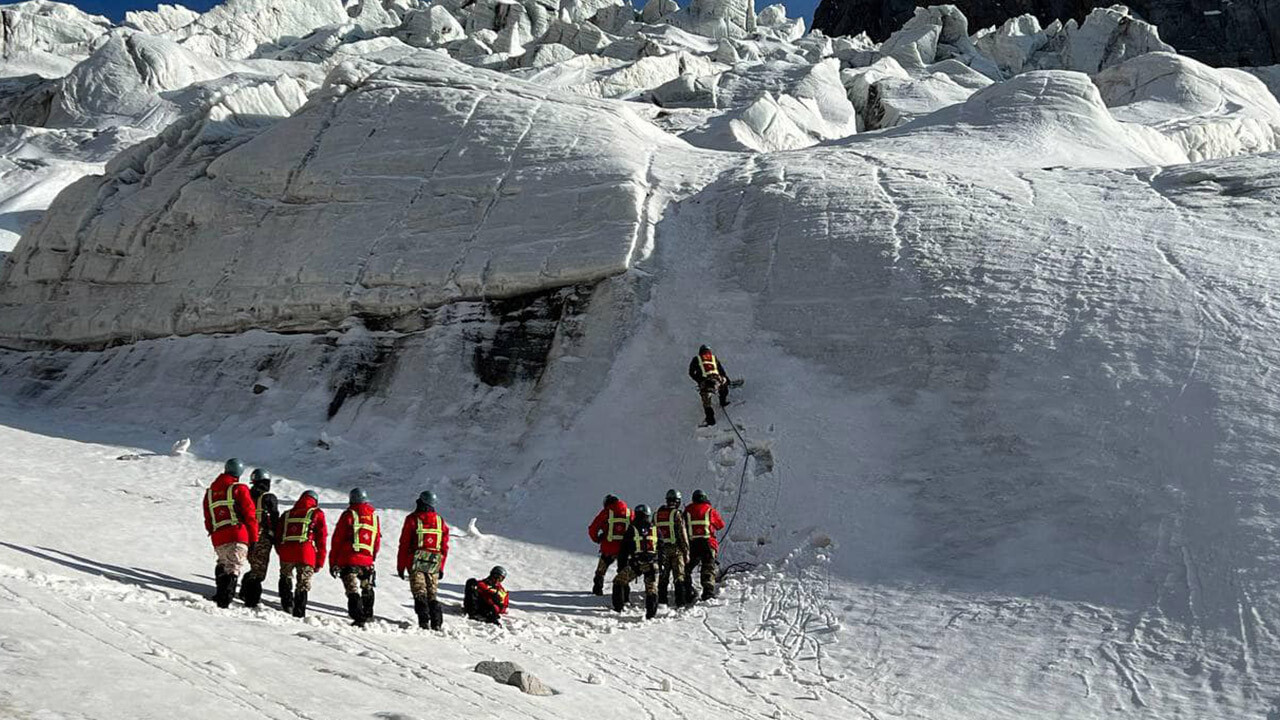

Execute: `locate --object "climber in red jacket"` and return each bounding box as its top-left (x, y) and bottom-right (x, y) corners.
top-left (464, 566), bottom-right (510, 626)
top-left (330, 487), bottom-right (381, 626)
top-left (684, 489), bottom-right (726, 603)
top-left (588, 494), bottom-right (631, 596)
top-left (201, 458), bottom-right (259, 608)
top-left (397, 491), bottom-right (450, 631)
top-left (276, 490), bottom-right (327, 618)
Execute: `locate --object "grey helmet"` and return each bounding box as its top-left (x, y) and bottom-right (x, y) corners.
top-left (489, 566), bottom-right (507, 580)
top-left (417, 490), bottom-right (436, 510)
top-left (692, 489), bottom-right (708, 504)
top-left (224, 458), bottom-right (245, 477)
top-left (349, 487), bottom-right (368, 506)
top-left (301, 490), bottom-right (318, 502)
top-left (250, 468), bottom-right (272, 491)
top-left (633, 504), bottom-right (651, 522)
top-left (665, 488), bottom-right (681, 506)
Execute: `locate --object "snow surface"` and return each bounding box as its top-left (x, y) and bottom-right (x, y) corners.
top-left (2, 0), bottom-right (1280, 717)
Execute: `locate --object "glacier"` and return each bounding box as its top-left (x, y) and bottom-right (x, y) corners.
top-left (1, 0), bottom-right (1279, 717)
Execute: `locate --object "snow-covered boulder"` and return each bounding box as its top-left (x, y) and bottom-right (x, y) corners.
top-left (639, 0), bottom-right (676, 23)
top-left (0, 53), bottom-right (685, 345)
top-left (1095, 52), bottom-right (1280, 161)
top-left (842, 55), bottom-right (909, 115)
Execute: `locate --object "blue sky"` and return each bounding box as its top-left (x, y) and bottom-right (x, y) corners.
top-left (68, 0), bottom-right (823, 24)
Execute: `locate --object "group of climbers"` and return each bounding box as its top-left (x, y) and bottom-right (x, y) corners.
top-left (201, 344), bottom-right (740, 627)
top-left (589, 487), bottom-right (726, 619)
top-left (202, 460), bottom-right (508, 629)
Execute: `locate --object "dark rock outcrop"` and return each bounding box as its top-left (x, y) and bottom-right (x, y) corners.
top-left (811, 0), bottom-right (1280, 67)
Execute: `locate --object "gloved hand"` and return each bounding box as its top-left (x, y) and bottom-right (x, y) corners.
top-left (330, 566), bottom-right (340, 578)
top-left (438, 568), bottom-right (445, 580)
top-left (398, 569), bottom-right (405, 580)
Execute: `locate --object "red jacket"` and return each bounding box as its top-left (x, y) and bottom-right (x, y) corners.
top-left (685, 501), bottom-right (726, 550)
top-left (397, 510), bottom-right (449, 576)
top-left (330, 503), bottom-right (381, 568)
top-left (476, 578), bottom-right (509, 615)
top-left (276, 494), bottom-right (327, 569)
top-left (588, 499), bottom-right (632, 556)
top-left (202, 473), bottom-right (259, 547)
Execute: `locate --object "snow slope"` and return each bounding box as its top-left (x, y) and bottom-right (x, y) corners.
top-left (2, 0), bottom-right (1280, 718)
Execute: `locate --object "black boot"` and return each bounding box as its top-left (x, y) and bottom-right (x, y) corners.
top-left (464, 579), bottom-right (478, 616)
top-left (672, 581), bottom-right (685, 606)
top-left (226, 575), bottom-right (239, 607)
top-left (428, 600), bottom-right (443, 631)
top-left (682, 581), bottom-right (697, 607)
top-left (278, 578), bottom-right (294, 613)
top-left (623, 584), bottom-right (631, 604)
top-left (702, 585), bottom-right (716, 601)
top-left (241, 577), bottom-right (262, 608)
top-left (414, 597), bottom-right (430, 629)
top-left (362, 589), bottom-right (375, 623)
top-left (347, 593), bottom-right (365, 626)
top-left (658, 584), bottom-right (668, 606)
top-left (214, 572), bottom-right (233, 608)
top-left (645, 594), bottom-right (658, 619)
top-left (611, 583), bottom-right (625, 612)
top-left (292, 590), bottom-right (309, 618)
top-left (703, 407), bottom-right (716, 426)
top-left (591, 574), bottom-right (604, 596)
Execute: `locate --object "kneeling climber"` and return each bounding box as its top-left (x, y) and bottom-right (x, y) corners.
top-left (464, 566), bottom-right (510, 626)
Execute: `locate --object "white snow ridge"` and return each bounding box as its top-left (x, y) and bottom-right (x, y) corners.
top-left (1, 0), bottom-right (1279, 718)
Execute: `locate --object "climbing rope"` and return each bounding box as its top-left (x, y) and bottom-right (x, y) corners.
top-left (716, 399), bottom-right (758, 582)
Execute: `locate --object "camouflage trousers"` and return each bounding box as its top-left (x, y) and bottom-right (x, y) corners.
top-left (244, 541), bottom-right (272, 581)
top-left (279, 563), bottom-right (315, 593)
top-left (408, 570), bottom-right (440, 602)
top-left (614, 559), bottom-right (657, 595)
top-left (213, 542), bottom-right (248, 576)
top-left (699, 377), bottom-right (728, 410)
top-left (687, 542), bottom-right (718, 594)
top-left (594, 553), bottom-right (617, 580)
top-left (657, 544), bottom-right (687, 594)
top-left (340, 566), bottom-right (374, 594)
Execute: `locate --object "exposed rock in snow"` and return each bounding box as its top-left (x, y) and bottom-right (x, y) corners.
top-left (170, 437), bottom-right (190, 454)
top-left (665, 0), bottom-right (756, 40)
top-left (474, 660), bottom-right (525, 681)
top-left (508, 670), bottom-right (555, 696)
top-left (1095, 52), bottom-right (1280, 161)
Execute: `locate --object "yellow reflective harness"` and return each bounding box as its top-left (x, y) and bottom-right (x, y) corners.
top-left (605, 509), bottom-right (629, 542)
top-left (633, 524), bottom-right (658, 555)
top-left (413, 514), bottom-right (444, 573)
top-left (655, 506), bottom-right (683, 545)
top-left (282, 508), bottom-right (317, 543)
top-left (698, 353), bottom-right (719, 378)
top-left (689, 508), bottom-right (713, 539)
top-left (206, 486), bottom-right (240, 531)
top-left (352, 510), bottom-right (379, 553)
